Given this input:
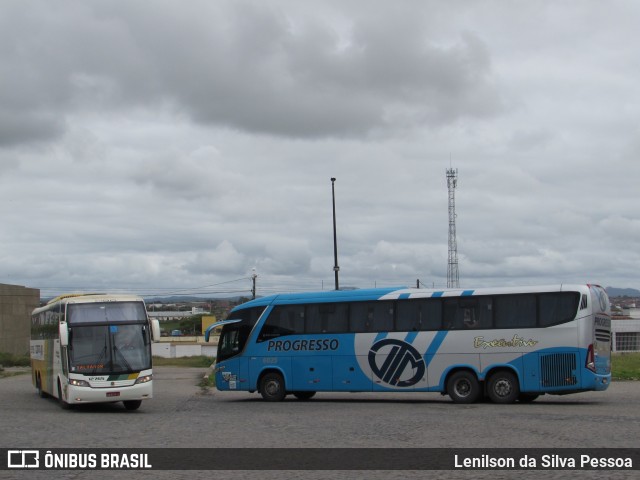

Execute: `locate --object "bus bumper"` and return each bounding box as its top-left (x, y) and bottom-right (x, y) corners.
top-left (592, 373), bottom-right (612, 391)
top-left (66, 381), bottom-right (153, 405)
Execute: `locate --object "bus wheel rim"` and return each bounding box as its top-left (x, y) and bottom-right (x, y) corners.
top-left (455, 379), bottom-right (471, 397)
top-left (494, 379), bottom-right (512, 397)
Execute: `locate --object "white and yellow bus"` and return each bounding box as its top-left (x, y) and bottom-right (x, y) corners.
top-left (30, 294), bottom-right (160, 410)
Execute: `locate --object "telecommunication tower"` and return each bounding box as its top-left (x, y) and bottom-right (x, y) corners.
top-left (446, 168), bottom-right (460, 288)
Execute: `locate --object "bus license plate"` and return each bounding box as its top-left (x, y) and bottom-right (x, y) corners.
top-left (106, 392), bottom-right (120, 397)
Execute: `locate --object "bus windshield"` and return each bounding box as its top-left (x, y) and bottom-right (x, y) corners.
top-left (69, 323), bottom-right (151, 374)
top-left (217, 306), bottom-right (265, 362)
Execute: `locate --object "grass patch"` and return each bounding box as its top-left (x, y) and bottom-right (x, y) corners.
top-left (612, 353), bottom-right (640, 381)
top-left (152, 356), bottom-right (215, 368)
top-left (0, 352), bottom-right (30, 367)
top-left (0, 370), bottom-right (29, 379)
top-left (0, 352), bottom-right (31, 379)
top-left (199, 372), bottom-right (216, 391)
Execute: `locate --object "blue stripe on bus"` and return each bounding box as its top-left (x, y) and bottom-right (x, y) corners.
top-left (404, 331), bottom-right (418, 343)
top-left (374, 332), bottom-right (388, 342)
top-left (398, 293), bottom-right (411, 300)
top-left (425, 331), bottom-right (448, 367)
top-left (461, 290), bottom-right (475, 296)
top-left (432, 291), bottom-right (444, 297)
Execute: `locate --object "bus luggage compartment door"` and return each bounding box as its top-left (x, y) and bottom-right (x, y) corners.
top-left (291, 356), bottom-right (332, 391)
top-left (333, 356), bottom-right (371, 391)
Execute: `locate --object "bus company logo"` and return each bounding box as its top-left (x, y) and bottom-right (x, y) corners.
top-left (7, 450), bottom-right (39, 469)
top-left (595, 289), bottom-right (608, 312)
top-left (367, 339), bottom-right (425, 387)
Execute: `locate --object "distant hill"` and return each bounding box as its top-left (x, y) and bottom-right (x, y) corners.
top-left (40, 295), bottom-right (249, 304)
top-left (143, 295), bottom-right (248, 303)
top-left (143, 296), bottom-right (209, 303)
top-left (606, 287), bottom-right (640, 298)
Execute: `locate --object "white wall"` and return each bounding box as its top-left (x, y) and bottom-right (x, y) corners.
top-left (152, 342), bottom-right (217, 359)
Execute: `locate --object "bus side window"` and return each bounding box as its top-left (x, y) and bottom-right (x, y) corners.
top-left (494, 294), bottom-right (536, 328)
top-left (306, 304), bottom-right (330, 333)
top-left (538, 292), bottom-right (580, 327)
top-left (443, 298), bottom-right (492, 330)
top-left (306, 303), bottom-right (349, 333)
top-left (470, 297), bottom-right (493, 329)
top-left (396, 299), bottom-right (442, 331)
top-left (396, 300), bottom-right (421, 331)
top-left (349, 302), bottom-right (370, 332)
top-left (443, 300), bottom-right (461, 330)
top-left (349, 302), bottom-right (393, 332)
top-left (327, 303), bottom-right (349, 333)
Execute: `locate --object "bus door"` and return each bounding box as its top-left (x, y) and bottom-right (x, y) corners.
top-left (208, 320), bottom-right (250, 391)
top-left (220, 356), bottom-right (249, 391)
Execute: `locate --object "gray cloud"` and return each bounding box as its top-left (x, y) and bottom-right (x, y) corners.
top-left (0, 0), bottom-right (505, 147)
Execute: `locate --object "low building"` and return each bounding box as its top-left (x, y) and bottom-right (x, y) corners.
top-left (0, 283), bottom-right (40, 356)
top-left (612, 307), bottom-right (640, 353)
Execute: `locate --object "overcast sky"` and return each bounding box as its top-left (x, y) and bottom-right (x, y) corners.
top-left (1, 1), bottom-right (639, 298)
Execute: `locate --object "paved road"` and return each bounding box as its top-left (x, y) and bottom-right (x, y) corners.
top-left (1, 367), bottom-right (638, 479)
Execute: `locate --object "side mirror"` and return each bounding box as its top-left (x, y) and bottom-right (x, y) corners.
top-left (59, 321), bottom-right (69, 347)
top-left (151, 319), bottom-right (161, 342)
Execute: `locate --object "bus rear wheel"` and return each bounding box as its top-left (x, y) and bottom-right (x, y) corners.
top-left (487, 371), bottom-right (520, 404)
top-left (447, 371), bottom-right (480, 404)
top-left (36, 374), bottom-right (46, 398)
top-left (259, 372), bottom-right (286, 402)
top-left (518, 393), bottom-right (539, 403)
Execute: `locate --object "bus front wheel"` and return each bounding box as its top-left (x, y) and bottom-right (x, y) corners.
top-left (487, 371), bottom-right (520, 404)
top-left (259, 372), bottom-right (286, 402)
top-left (447, 371), bottom-right (480, 404)
top-left (292, 391), bottom-right (316, 401)
top-left (123, 400), bottom-right (142, 411)
top-left (57, 381), bottom-right (71, 410)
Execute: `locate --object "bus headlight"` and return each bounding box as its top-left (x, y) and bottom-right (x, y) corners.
top-left (69, 379), bottom-right (90, 387)
top-left (135, 374), bottom-right (152, 385)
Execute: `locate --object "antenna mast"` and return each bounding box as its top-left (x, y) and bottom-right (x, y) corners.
top-left (446, 168), bottom-right (460, 288)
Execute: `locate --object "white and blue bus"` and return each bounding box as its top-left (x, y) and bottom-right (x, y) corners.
top-left (205, 284), bottom-right (611, 403)
top-left (31, 294), bottom-right (161, 410)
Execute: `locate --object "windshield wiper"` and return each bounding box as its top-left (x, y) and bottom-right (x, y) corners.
top-left (112, 344), bottom-right (132, 372)
top-left (91, 342), bottom-right (108, 376)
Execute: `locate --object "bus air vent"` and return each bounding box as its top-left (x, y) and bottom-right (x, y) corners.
top-left (540, 353), bottom-right (577, 387)
top-left (595, 329), bottom-right (610, 342)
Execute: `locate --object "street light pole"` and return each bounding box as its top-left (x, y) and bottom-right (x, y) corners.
top-left (331, 177), bottom-right (340, 290)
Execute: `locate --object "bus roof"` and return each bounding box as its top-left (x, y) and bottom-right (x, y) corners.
top-left (235, 287), bottom-right (405, 309)
top-left (232, 284), bottom-right (597, 310)
top-left (33, 293), bottom-right (145, 315)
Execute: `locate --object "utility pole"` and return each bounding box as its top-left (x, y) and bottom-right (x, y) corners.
top-left (251, 269), bottom-right (257, 299)
top-left (331, 177), bottom-right (340, 291)
top-left (447, 168), bottom-right (460, 289)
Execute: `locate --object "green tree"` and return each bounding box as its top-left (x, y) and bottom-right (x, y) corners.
top-left (179, 315), bottom-right (203, 335)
